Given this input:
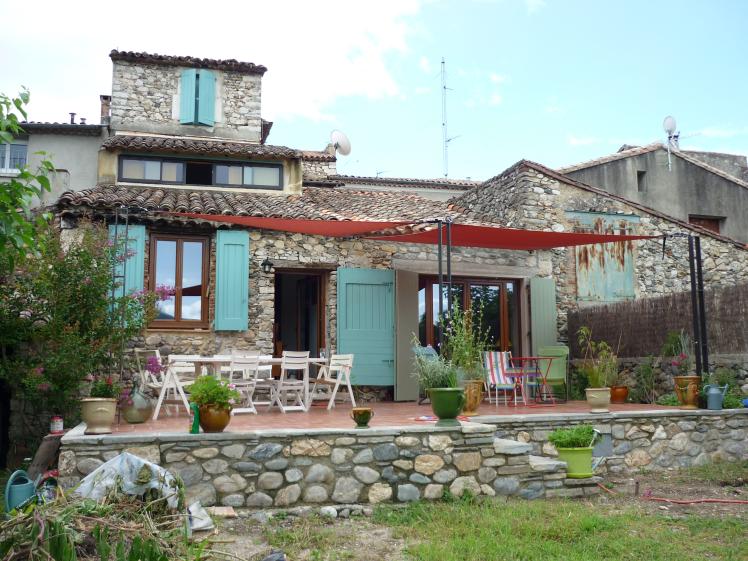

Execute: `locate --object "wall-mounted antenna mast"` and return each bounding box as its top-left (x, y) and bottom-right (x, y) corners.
top-left (441, 57), bottom-right (448, 178)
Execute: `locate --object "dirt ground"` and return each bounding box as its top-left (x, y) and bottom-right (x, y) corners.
top-left (202, 464), bottom-right (747, 561)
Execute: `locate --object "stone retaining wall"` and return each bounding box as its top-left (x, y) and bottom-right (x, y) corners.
top-left (59, 424), bottom-right (598, 508)
top-left (475, 409), bottom-right (748, 475)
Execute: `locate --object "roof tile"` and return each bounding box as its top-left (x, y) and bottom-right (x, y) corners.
top-left (102, 134), bottom-right (301, 159)
top-left (109, 50), bottom-right (267, 75)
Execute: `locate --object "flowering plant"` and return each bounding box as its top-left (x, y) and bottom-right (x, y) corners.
top-left (671, 352), bottom-right (691, 375)
top-left (145, 355), bottom-right (167, 376)
top-left (188, 375), bottom-right (241, 410)
top-left (89, 375), bottom-right (121, 399)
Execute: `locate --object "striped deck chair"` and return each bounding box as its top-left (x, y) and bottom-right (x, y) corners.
top-left (484, 351), bottom-right (520, 406)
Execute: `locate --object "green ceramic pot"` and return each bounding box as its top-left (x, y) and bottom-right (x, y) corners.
top-left (555, 447), bottom-right (594, 478)
top-left (427, 387), bottom-right (465, 427)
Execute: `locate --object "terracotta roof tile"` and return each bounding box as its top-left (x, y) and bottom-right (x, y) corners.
top-left (301, 150), bottom-right (337, 162)
top-left (109, 50), bottom-right (267, 75)
top-left (58, 185), bottom-right (470, 223)
top-left (19, 122), bottom-right (103, 136)
top-left (102, 134), bottom-right (301, 159)
top-left (331, 174), bottom-right (480, 190)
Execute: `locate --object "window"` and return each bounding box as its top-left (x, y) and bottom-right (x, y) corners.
top-left (180, 68), bottom-right (216, 126)
top-left (149, 234), bottom-right (209, 328)
top-left (119, 156), bottom-right (283, 189)
top-left (0, 143), bottom-right (27, 171)
top-left (418, 276), bottom-right (521, 354)
top-left (636, 170), bottom-right (646, 192)
top-left (689, 215), bottom-right (723, 234)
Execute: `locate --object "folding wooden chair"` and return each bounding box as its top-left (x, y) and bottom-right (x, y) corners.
top-left (484, 351), bottom-right (521, 406)
top-left (311, 354), bottom-right (355, 410)
top-left (228, 351), bottom-right (261, 414)
top-left (269, 351), bottom-right (310, 413)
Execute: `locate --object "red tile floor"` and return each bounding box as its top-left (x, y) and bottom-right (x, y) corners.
top-left (112, 400), bottom-right (675, 434)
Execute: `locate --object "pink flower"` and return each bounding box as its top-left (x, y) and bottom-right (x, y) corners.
top-left (38, 382), bottom-right (50, 392)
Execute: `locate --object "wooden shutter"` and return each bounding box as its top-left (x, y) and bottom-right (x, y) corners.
top-left (180, 69), bottom-right (197, 124)
top-left (530, 277), bottom-right (557, 356)
top-left (337, 268), bottom-right (395, 386)
top-left (215, 229), bottom-right (249, 331)
top-left (108, 224), bottom-right (145, 297)
top-left (196, 69), bottom-right (216, 126)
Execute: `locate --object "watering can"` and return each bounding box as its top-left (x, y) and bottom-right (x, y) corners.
top-left (4, 470), bottom-right (40, 512)
top-left (704, 384), bottom-right (728, 411)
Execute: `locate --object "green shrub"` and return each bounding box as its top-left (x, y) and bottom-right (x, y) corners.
top-left (722, 393), bottom-right (745, 410)
top-left (629, 357), bottom-right (655, 404)
top-left (188, 376), bottom-right (241, 409)
top-left (412, 345), bottom-right (458, 389)
top-left (656, 392), bottom-right (680, 406)
top-left (548, 424), bottom-right (596, 448)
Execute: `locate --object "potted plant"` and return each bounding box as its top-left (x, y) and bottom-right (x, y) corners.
top-left (412, 346), bottom-right (464, 427)
top-left (610, 370), bottom-right (629, 404)
top-left (577, 327), bottom-right (617, 413)
top-left (81, 375), bottom-right (121, 434)
top-left (667, 331), bottom-right (700, 409)
top-left (188, 375), bottom-right (241, 433)
top-left (441, 303), bottom-right (489, 416)
top-left (548, 424), bottom-right (599, 479)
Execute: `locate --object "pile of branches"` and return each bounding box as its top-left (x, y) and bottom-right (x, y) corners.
top-left (0, 489), bottom-right (189, 561)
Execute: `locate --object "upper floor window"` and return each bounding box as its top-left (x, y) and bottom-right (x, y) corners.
top-left (180, 69), bottom-right (216, 126)
top-left (689, 215), bottom-right (723, 234)
top-left (118, 155), bottom-right (283, 190)
top-left (0, 143), bottom-right (27, 172)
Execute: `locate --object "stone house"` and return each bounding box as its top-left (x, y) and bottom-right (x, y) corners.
top-left (559, 143), bottom-right (748, 243)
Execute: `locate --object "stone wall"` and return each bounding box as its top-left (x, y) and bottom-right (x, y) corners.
top-left (475, 409), bottom-right (748, 476)
top-left (59, 423), bottom-right (599, 508)
top-left (301, 158), bottom-right (337, 179)
top-left (454, 165), bottom-right (748, 339)
top-left (110, 60), bottom-right (262, 141)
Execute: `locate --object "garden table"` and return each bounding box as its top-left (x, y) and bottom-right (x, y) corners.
top-left (505, 356), bottom-right (555, 406)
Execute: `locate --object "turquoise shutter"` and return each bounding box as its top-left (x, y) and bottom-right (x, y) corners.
top-left (337, 268), bottom-right (395, 386)
top-left (215, 230), bottom-right (249, 331)
top-left (108, 224), bottom-right (145, 297)
top-left (530, 277), bottom-right (557, 355)
top-left (196, 69), bottom-right (216, 126)
top-left (180, 69), bottom-right (197, 124)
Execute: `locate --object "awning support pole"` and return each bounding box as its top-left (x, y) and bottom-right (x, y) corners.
top-left (446, 219), bottom-right (453, 319)
top-left (687, 235), bottom-right (703, 377)
top-left (437, 219), bottom-right (444, 351)
top-left (694, 236), bottom-right (709, 375)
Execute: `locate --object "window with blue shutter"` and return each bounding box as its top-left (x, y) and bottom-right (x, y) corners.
top-left (179, 68), bottom-right (215, 126)
top-left (108, 224), bottom-right (146, 298)
top-left (179, 69), bottom-right (197, 124)
top-left (215, 230), bottom-right (249, 331)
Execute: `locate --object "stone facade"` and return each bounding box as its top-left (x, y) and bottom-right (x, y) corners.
top-left (110, 60), bottom-right (262, 141)
top-left (454, 163), bottom-right (748, 339)
top-left (301, 158), bottom-right (337, 179)
top-left (58, 423), bottom-right (599, 507)
top-left (477, 409), bottom-right (748, 475)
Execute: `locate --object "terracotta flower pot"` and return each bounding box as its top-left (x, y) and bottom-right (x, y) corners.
top-left (81, 398), bottom-right (117, 435)
top-left (673, 376), bottom-right (701, 410)
top-left (198, 404), bottom-right (231, 433)
top-left (428, 388), bottom-right (465, 427)
top-left (461, 380), bottom-right (485, 416)
top-left (610, 386), bottom-right (629, 404)
top-left (585, 387), bottom-right (611, 413)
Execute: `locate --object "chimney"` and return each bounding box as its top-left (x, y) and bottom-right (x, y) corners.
top-left (80, 117), bottom-right (87, 125)
top-left (100, 95), bottom-right (112, 125)
top-left (69, 112), bottom-right (76, 124)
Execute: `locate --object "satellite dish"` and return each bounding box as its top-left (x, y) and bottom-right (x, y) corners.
top-left (330, 130), bottom-right (352, 156)
top-left (663, 116), bottom-right (677, 135)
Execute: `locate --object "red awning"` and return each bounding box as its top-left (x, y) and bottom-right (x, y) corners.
top-left (170, 213), bottom-right (657, 249)
top-left (369, 223), bottom-right (655, 250)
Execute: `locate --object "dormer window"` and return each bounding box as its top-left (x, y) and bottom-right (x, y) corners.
top-left (118, 155), bottom-right (283, 190)
top-left (180, 69), bottom-right (216, 126)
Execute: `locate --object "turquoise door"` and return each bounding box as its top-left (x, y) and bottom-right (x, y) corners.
top-left (337, 268), bottom-right (395, 386)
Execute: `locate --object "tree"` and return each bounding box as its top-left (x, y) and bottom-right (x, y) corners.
top-left (0, 90), bottom-right (54, 273)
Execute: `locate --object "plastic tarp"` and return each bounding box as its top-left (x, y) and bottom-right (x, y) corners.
top-left (75, 452), bottom-right (180, 510)
top-left (167, 213), bottom-right (656, 250)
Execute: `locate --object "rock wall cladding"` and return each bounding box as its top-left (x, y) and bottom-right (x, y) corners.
top-left (58, 424), bottom-right (599, 508)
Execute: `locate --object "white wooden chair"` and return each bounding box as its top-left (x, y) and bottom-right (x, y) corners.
top-left (228, 351), bottom-right (261, 415)
top-left (151, 354), bottom-right (200, 420)
top-left (311, 354), bottom-right (356, 410)
top-left (269, 351), bottom-right (310, 413)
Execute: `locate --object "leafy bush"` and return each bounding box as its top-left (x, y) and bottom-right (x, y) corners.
top-left (629, 357), bottom-right (655, 404)
top-left (412, 351), bottom-right (458, 389)
top-left (722, 393), bottom-right (745, 409)
top-left (548, 424), bottom-right (597, 449)
top-left (89, 377), bottom-right (122, 399)
top-left (576, 327), bottom-right (617, 388)
top-left (188, 376), bottom-right (241, 409)
top-left (441, 299), bottom-right (489, 381)
top-left (655, 393), bottom-right (680, 406)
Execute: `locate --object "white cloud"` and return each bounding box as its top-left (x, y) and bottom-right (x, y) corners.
top-left (489, 94), bottom-right (503, 105)
top-left (544, 96), bottom-right (561, 113)
top-left (525, 0), bottom-right (546, 13)
top-left (419, 56), bottom-right (432, 74)
top-left (489, 72), bottom-right (507, 84)
top-left (691, 126), bottom-right (748, 139)
top-left (567, 135), bottom-right (600, 146)
top-left (0, 0), bottom-right (422, 123)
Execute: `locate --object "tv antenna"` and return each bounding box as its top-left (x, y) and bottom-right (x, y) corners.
top-left (441, 58), bottom-right (459, 178)
top-left (330, 130), bottom-right (352, 156)
top-left (663, 116), bottom-right (679, 171)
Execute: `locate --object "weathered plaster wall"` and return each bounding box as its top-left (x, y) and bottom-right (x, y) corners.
top-left (454, 166), bottom-right (748, 339)
top-left (110, 60), bottom-right (262, 141)
top-left (58, 424), bottom-right (598, 508)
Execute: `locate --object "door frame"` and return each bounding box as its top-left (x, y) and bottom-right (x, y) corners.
top-left (273, 269), bottom-right (328, 355)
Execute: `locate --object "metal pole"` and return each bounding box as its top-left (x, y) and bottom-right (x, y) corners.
top-left (687, 236), bottom-right (703, 376)
top-left (694, 236), bottom-right (709, 375)
top-left (120, 211), bottom-right (130, 379)
top-left (446, 220), bottom-right (453, 319)
top-left (437, 220), bottom-right (444, 351)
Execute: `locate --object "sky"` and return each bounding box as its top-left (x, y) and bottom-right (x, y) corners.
top-left (2, 0), bottom-right (747, 181)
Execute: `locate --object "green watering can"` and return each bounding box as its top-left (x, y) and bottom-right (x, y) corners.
top-left (4, 470), bottom-right (40, 512)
